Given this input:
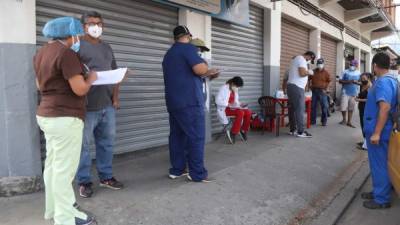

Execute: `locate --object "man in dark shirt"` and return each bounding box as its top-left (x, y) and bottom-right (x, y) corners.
top-left (309, 58), bottom-right (331, 126)
top-left (163, 26), bottom-right (219, 183)
top-left (76, 11), bottom-right (123, 198)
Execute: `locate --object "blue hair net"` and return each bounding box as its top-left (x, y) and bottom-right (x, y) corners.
top-left (42, 17), bottom-right (84, 39)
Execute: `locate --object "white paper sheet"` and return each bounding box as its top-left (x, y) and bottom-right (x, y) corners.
top-left (92, 68), bottom-right (127, 86)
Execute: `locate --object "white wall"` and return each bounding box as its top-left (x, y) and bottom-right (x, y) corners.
top-left (0, 0), bottom-right (36, 44)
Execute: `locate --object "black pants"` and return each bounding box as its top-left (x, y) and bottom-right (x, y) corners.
top-left (359, 105), bottom-right (365, 137)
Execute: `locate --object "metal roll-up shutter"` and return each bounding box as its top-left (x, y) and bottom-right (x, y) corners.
top-left (211, 5), bottom-right (264, 133)
top-left (36, 0), bottom-right (178, 155)
top-left (321, 35), bottom-right (337, 97)
top-left (280, 19), bottom-right (310, 84)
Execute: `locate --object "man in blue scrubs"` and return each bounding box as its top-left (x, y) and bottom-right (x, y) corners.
top-left (362, 52), bottom-right (398, 209)
top-left (162, 26), bottom-right (219, 183)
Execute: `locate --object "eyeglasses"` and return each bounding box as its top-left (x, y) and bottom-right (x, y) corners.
top-left (86, 22), bottom-right (103, 27)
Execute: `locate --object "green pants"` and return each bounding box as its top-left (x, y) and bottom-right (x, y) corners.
top-left (37, 116), bottom-right (88, 225)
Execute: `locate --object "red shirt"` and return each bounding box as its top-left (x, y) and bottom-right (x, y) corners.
top-left (228, 91), bottom-right (235, 105)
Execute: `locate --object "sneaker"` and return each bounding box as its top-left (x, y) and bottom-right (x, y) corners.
top-left (169, 170), bottom-right (189, 179)
top-left (79, 183), bottom-right (93, 198)
top-left (363, 200), bottom-right (391, 209)
top-left (296, 131), bottom-right (312, 138)
top-left (187, 175), bottom-right (212, 183)
top-left (76, 216), bottom-right (96, 225)
top-left (361, 192), bottom-right (374, 200)
top-left (287, 130), bottom-right (296, 136)
top-left (99, 177), bottom-right (124, 190)
top-left (240, 131), bottom-right (248, 141)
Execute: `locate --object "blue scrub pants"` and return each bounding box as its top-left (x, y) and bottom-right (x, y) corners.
top-left (168, 106), bottom-right (208, 181)
top-left (366, 135), bottom-right (392, 204)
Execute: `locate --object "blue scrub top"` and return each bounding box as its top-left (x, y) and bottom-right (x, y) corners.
top-left (341, 69), bottom-right (361, 97)
top-left (363, 74), bottom-right (398, 140)
top-left (162, 42), bottom-right (205, 112)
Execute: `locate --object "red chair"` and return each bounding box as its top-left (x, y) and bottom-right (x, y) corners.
top-left (258, 96), bottom-right (289, 136)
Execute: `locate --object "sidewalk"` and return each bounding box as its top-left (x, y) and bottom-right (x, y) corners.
top-left (337, 178), bottom-right (400, 225)
top-left (0, 113), bottom-right (368, 225)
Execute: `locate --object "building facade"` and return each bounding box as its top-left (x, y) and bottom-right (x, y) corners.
top-left (0, 0), bottom-right (396, 195)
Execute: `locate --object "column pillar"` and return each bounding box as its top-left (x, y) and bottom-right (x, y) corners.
top-left (264, 6), bottom-right (282, 96)
top-left (179, 9), bottom-right (213, 142)
top-left (0, 0), bottom-right (42, 196)
top-left (335, 41), bottom-right (345, 101)
top-left (309, 29), bottom-right (321, 59)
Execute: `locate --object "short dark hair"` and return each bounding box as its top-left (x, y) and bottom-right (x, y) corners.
top-left (81, 11), bottom-right (103, 24)
top-left (372, 52), bottom-right (390, 70)
top-left (227, 76), bottom-right (244, 87)
top-left (361, 72), bottom-right (372, 80)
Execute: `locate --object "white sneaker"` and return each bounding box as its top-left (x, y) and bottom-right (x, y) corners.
top-left (296, 131), bottom-right (312, 138)
top-left (169, 172), bottom-right (188, 180)
top-left (287, 130), bottom-right (296, 136)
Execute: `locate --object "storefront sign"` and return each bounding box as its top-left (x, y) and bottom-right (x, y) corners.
top-left (155, 0), bottom-right (250, 26)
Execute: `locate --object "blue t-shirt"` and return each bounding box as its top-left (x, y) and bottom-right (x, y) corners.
top-left (162, 42), bottom-right (205, 112)
top-left (341, 69), bottom-right (361, 97)
top-left (363, 74), bottom-right (398, 140)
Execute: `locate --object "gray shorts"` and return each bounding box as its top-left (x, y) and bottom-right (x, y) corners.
top-left (340, 94), bottom-right (356, 111)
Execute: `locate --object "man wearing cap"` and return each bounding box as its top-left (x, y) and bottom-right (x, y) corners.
top-left (287, 51), bottom-right (316, 138)
top-left (162, 26), bottom-right (219, 182)
top-left (34, 17), bottom-right (96, 225)
top-left (309, 58), bottom-right (331, 126)
top-left (339, 59), bottom-right (361, 128)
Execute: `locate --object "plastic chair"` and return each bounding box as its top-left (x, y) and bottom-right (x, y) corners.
top-left (258, 96), bottom-right (288, 136)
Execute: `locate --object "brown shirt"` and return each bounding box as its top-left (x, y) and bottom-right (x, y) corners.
top-left (34, 41), bottom-right (85, 120)
top-left (309, 68), bottom-right (331, 90)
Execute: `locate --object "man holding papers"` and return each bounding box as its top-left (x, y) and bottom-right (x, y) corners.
top-left (162, 26), bottom-right (219, 183)
top-left (76, 11), bottom-right (124, 198)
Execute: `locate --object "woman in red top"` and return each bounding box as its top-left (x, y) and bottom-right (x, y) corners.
top-left (216, 77), bottom-right (252, 143)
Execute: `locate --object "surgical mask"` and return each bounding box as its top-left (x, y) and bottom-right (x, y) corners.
top-left (88, 25), bottom-right (103, 38)
top-left (361, 80), bottom-right (368, 85)
top-left (198, 52), bottom-right (204, 58)
top-left (317, 64), bottom-right (324, 69)
top-left (232, 86), bottom-right (239, 93)
top-left (70, 36), bottom-right (80, 53)
top-left (349, 66), bottom-right (356, 71)
top-left (307, 60), bottom-right (311, 65)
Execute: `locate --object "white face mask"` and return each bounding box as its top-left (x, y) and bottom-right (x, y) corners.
top-left (307, 60), bottom-right (311, 65)
top-left (232, 86), bottom-right (239, 93)
top-left (88, 25), bottom-right (103, 38)
top-left (317, 64), bottom-right (324, 69)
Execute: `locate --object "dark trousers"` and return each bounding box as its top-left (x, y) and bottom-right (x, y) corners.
top-left (168, 106), bottom-right (208, 181)
top-left (311, 89), bottom-right (328, 125)
top-left (359, 105), bottom-right (365, 137)
top-left (287, 83), bottom-right (305, 133)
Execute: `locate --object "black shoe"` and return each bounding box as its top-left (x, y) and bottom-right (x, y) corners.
top-left (240, 131), bottom-right (248, 141)
top-left (79, 183), bottom-right (93, 198)
top-left (361, 192), bottom-right (374, 200)
top-left (230, 132), bottom-right (236, 144)
top-left (363, 200), bottom-right (391, 209)
top-left (296, 131), bottom-right (312, 138)
top-left (100, 177), bottom-right (124, 190)
top-left (76, 216), bottom-right (96, 225)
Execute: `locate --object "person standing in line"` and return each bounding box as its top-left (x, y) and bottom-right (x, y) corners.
top-left (34, 17), bottom-right (97, 225)
top-left (361, 52), bottom-right (397, 209)
top-left (162, 26), bottom-right (219, 182)
top-left (309, 58), bottom-right (331, 126)
top-left (287, 51), bottom-right (316, 138)
top-left (356, 72), bottom-right (372, 150)
top-left (76, 11), bottom-right (124, 199)
top-left (339, 59), bottom-right (361, 128)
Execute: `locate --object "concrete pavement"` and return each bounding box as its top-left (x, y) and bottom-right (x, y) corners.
top-left (0, 113), bottom-right (369, 225)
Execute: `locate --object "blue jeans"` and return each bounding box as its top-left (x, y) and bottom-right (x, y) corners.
top-left (76, 106), bottom-right (116, 184)
top-left (311, 89), bottom-right (328, 125)
top-left (169, 106), bottom-right (208, 181)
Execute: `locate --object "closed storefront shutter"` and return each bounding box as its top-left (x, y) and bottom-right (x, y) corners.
top-left (36, 0), bottom-right (178, 156)
top-left (210, 5), bottom-right (264, 133)
top-left (280, 18), bottom-right (310, 84)
top-left (321, 35), bottom-right (337, 97)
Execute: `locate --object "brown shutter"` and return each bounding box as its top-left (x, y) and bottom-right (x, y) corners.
top-left (321, 35), bottom-right (337, 97)
top-left (280, 19), bottom-right (310, 85)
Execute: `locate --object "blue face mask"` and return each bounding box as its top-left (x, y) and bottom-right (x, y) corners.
top-left (70, 36), bottom-right (80, 52)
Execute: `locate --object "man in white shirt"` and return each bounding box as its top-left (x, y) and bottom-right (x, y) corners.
top-left (287, 51), bottom-right (316, 138)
